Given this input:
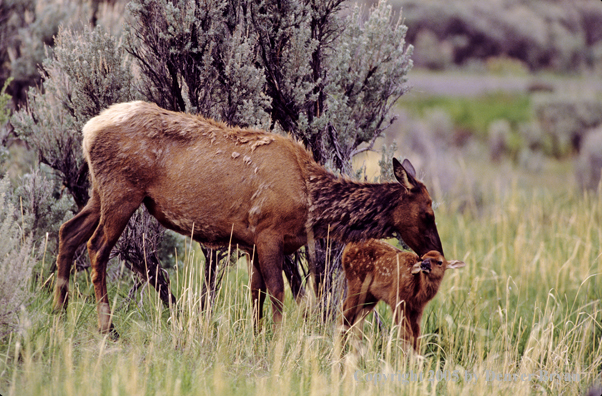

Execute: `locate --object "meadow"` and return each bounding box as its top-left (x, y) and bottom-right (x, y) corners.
top-left (2, 0), bottom-right (601, 393)
top-left (0, 167), bottom-right (600, 395)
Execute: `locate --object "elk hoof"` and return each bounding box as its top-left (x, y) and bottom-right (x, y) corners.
top-left (108, 327), bottom-right (120, 341)
top-left (100, 324), bottom-right (120, 341)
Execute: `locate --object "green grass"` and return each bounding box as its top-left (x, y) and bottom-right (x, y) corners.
top-left (1, 181), bottom-right (601, 395)
top-left (399, 93), bottom-right (532, 138)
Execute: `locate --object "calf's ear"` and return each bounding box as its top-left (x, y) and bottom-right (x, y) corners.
top-left (446, 260), bottom-right (466, 269)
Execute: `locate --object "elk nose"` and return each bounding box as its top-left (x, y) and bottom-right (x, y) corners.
top-left (420, 259), bottom-right (431, 273)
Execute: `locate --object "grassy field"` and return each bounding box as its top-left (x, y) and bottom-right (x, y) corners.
top-left (0, 173), bottom-right (600, 396)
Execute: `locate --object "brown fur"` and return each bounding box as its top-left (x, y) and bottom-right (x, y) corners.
top-left (53, 101), bottom-right (444, 335)
top-left (341, 240), bottom-right (465, 351)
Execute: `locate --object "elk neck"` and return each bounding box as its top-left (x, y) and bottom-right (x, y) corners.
top-left (306, 170), bottom-right (405, 242)
top-left (412, 272), bottom-right (443, 306)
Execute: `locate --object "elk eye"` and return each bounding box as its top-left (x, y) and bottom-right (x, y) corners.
top-left (437, 260), bottom-right (443, 265)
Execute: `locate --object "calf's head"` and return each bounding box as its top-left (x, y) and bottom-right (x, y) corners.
top-left (391, 158), bottom-right (444, 257)
top-left (411, 250), bottom-right (466, 279)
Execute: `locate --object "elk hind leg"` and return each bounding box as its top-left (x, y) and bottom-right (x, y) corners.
top-left (341, 286), bottom-right (362, 333)
top-left (341, 289), bottom-right (376, 345)
top-left (88, 195), bottom-right (143, 336)
top-left (53, 191), bottom-right (101, 311)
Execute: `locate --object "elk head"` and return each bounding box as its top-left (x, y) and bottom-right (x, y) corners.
top-left (391, 158), bottom-right (444, 257)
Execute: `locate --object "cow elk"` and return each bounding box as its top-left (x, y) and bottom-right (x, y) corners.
top-left (341, 239), bottom-right (465, 352)
top-left (53, 101), bottom-right (444, 336)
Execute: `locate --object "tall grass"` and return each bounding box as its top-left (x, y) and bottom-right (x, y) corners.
top-left (0, 181), bottom-right (600, 395)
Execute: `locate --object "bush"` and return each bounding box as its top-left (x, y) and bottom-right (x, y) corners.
top-left (0, 177), bottom-right (34, 337)
top-left (13, 168), bottom-right (75, 260)
top-left (411, 29), bottom-right (453, 71)
top-left (4, 0), bottom-right (90, 105)
top-left (126, 0), bottom-right (413, 171)
top-left (488, 119), bottom-right (511, 162)
top-left (397, 0), bottom-right (595, 72)
top-left (0, 0), bottom-right (35, 103)
top-left (532, 94), bottom-right (602, 157)
top-left (0, 78), bottom-right (11, 166)
top-left (11, 26), bottom-right (178, 305)
top-left (576, 128), bottom-right (602, 191)
top-left (12, 25), bottom-right (137, 209)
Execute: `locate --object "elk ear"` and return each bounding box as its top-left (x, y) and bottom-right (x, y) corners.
top-left (393, 158), bottom-right (416, 190)
top-left (446, 260), bottom-right (466, 270)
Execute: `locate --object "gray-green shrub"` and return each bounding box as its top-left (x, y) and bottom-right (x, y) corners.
top-left (125, 0), bottom-right (413, 172)
top-left (12, 26), bottom-right (137, 209)
top-left (11, 26), bottom-right (177, 305)
top-left (0, 177), bottom-right (34, 337)
top-left (532, 94), bottom-right (602, 157)
top-left (123, 0), bottom-right (414, 306)
top-left (576, 128), bottom-right (602, 191)
top-left (488, 119), bottom-right (511, 162)
top-left (397, 0), bottom-right (598, 72)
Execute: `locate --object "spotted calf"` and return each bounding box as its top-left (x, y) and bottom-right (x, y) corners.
top-left (341, 239), bottom-right (465, 351)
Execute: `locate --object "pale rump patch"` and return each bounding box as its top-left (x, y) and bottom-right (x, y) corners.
top-left (82, 101), bottom-right (145, 163)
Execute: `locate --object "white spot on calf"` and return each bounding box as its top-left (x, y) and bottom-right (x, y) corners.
top-left (232, 152), bottom-right (240, 159)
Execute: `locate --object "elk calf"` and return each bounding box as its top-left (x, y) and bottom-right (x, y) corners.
top-left (341, 240), bottom-right (465, 351)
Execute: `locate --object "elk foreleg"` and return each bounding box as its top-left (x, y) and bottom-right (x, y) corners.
top-left (408, 310), bottom-right (423, 352)
top-left (256, 234), bottom-right (285, 328)
top-left (53, 192), bottom-right (101, 311)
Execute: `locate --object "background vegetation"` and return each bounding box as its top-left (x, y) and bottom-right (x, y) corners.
top-left (0, 0), bottom-right (601, 394)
